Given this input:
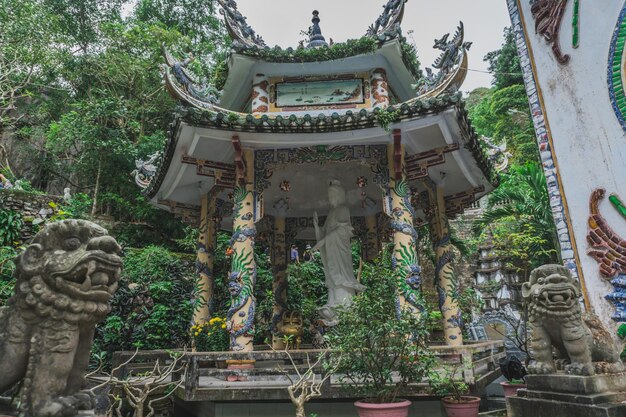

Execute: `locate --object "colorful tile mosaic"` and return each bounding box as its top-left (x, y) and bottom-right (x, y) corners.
top-left (587, 189), bottom-right (626, 322)
top-left (507, 0), bottom-right (580, 280)
top-left (608, 2), bottom-right (626, 133)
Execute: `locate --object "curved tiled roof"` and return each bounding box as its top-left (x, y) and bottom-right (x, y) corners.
top-left (142, 97), bottom-right (499, 199)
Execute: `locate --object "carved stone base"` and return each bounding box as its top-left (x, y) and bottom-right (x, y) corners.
top-left (506, 373), bottom-right (626, 417)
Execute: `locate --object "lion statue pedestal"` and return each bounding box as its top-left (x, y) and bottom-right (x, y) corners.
top-left (506, 264), bottom-right (626, 417)
top-left (0, 220), bottom-right (122, 417)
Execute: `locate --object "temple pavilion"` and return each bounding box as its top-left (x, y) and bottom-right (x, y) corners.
top-left (138, 0), bottom-right (497, 354)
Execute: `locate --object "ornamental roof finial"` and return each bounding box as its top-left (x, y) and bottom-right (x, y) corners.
top-left (307, 10), bottom-right (328, 48)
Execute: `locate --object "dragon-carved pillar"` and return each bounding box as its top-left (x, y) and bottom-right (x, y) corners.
top-left (386, 130), bottom-right (423, 316)
top-left (364, 213), bottom-right (380, 261)
top-left (193, 192), bottom-right (218, 327)
top-left (425, 182), bottom-right (463, 346)
top-left (227, 148), bottom-right (257, 353)
top-left (271, 208), bottom-right (288, 349)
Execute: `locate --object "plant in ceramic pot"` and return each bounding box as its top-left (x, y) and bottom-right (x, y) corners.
top-left (499, 355), bottom-right (527, 397)
top-left (429, 365), bottom-right (480, 417)
top-left (325, 258), bottom-right (434, 417)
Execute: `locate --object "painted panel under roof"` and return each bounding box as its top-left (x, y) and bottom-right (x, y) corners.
top-left (219, 40), bottom-right (416, 112)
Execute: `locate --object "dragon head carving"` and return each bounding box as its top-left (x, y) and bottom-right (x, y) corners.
top-left (14, 219), bottom-right (122, 323)
top-left (522, 264), bottom-right (580, 318)
top-left (227, 270), bottom-right (244, 298)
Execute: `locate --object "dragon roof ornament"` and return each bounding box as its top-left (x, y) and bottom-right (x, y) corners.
top-left (413, 21), bottom-right (472, 99)
top-left (162, 46), bottom-right (222, 110)
top-left (217, 0), bottom-right (266, 49)
top-left (366, 0), bottom-right (407, 39)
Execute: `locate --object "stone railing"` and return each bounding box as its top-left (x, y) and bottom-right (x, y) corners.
top-left (110, 340), bottom-right (505, 403)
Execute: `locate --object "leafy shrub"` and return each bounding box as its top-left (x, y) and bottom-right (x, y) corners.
top-left (93, 245), bottom-right (195, 354)
top-left (0, 246), bottom-right (19, 305)
top-left (327, 255), bottom-right (434, 403)
top-left (64, 193), bottom-right (93, 218)
top-left (191, 317), bottom-right (229, 352)
top-left (0, 209), bottom-right (23, 246)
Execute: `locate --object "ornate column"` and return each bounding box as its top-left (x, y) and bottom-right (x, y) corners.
top-left (371, 68), bottom-right (390, 109)
top-left (228, 147), bottom-right (257, 352)
top-left (271, 202), bottom-right (288, 349)
top-left (386, 130), bottom-right (423, 315)
top-left (193, 192), bottom-right (218, 326)
top-left (426, 182), bottom-right (463, 346)
top-left (364, 214), bottom-right (379, 261)
top-left (252, 73), bottom-right (270, 114)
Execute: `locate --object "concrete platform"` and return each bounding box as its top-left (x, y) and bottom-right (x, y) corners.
top-left (506, 372), bottom-right (626, 417)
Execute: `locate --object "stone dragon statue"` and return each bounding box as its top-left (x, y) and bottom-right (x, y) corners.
top-left (0, 220), bottom-right (122, 417)
top-left (523, 264), bottom-right (624, 375)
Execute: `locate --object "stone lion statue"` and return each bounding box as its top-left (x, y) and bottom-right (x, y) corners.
top-left (523, 264), bottom-right (624, 376)
top-left (0, 220), bottom-right (122, 416)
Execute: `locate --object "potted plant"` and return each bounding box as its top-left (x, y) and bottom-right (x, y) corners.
top-left (499, 355), bottom-right (527, 397)
top-left (429, 365), bottom-right (480, 417)
top-left (500, 378), bottom-right (526, 397)
top-left (325, 259), bottom-right (434, 417)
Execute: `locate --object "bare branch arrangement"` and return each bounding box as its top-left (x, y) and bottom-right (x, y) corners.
top-left (272, 347), bottom-right (340, 417)
top-left (87, 350), bottom-right (187, 417)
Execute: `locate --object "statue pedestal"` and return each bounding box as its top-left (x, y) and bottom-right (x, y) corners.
top-left (506, 372), bottom-right (626, 417)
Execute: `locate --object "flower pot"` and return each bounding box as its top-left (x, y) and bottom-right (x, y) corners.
top-left (354, 399), bottom-right (411, 417)
top-left (441, 396), bottom-right (480, 417)
top-left (500, 381), bottom-right (526, 397)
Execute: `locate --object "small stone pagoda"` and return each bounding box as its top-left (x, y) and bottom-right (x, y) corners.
top-left (474, 237), bottom-right (520, 311)
top-left (138, 0), bottom-right (497, 354)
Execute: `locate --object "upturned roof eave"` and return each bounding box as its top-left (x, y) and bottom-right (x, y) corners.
top-left (142, 97), bottom-right (498, 202)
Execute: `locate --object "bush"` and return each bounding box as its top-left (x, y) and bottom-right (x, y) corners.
top-left (191, 317), bottom-right (229, 351)
top-left (0, 246), bottom-right (19, 305)
top-left (93, 245), bottom-right (195, 355)
top-left (326, 255), bottom-right (434, 403)
top-left (0, 209), bottom-right (23, 246)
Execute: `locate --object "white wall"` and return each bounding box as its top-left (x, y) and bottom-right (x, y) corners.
top-left (508, 0), bottom-right (626, 331)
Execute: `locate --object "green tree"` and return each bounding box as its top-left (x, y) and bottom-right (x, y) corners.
top-left (484, 26), bottom-right (523, 89)
top-left (473, 164), bottom-right (559, 277)
top-left (43, 0), bottom-right (125, 53)
top-left (0, 0), bottom-right (63, 129)
top-left (468, 85), bottom-right (538, 166)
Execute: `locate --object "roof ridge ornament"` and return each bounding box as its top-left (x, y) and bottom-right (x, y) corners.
top-left (412, 21), bottom-right (472, 99)
top-left (218, 0), bottom-right (266, 49)
top-left (307, 10), bottom-right (328, 48)
top-left (366, 0), bottom-right (407, 39)
top-left (161, 46), bottom-right (221, 109)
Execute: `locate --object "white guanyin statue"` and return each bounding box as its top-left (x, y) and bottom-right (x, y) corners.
top-left (313, 180), bottom-right (365, 325)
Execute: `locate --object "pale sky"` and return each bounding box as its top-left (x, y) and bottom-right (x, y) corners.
top-left (235, 0), bottom-right (511, 92)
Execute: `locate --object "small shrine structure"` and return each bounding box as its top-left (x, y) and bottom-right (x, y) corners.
top-left (139, 0), bottom-right (497, 355)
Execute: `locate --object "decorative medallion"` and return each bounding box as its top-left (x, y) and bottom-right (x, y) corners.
top-left (609, 3), bottom-right (626, 133)
top-left (279, 180), bottom-right (291, 192)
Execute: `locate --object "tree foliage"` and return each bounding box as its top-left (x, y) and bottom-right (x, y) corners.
top-left (3, 0), bottom-right (226, 231)
top-left (484, 27), bottom-right (524, 90)
top-left (473, 164), bottom-right (559, 278)
top-left (327, 253), bottom-right (434, 404)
